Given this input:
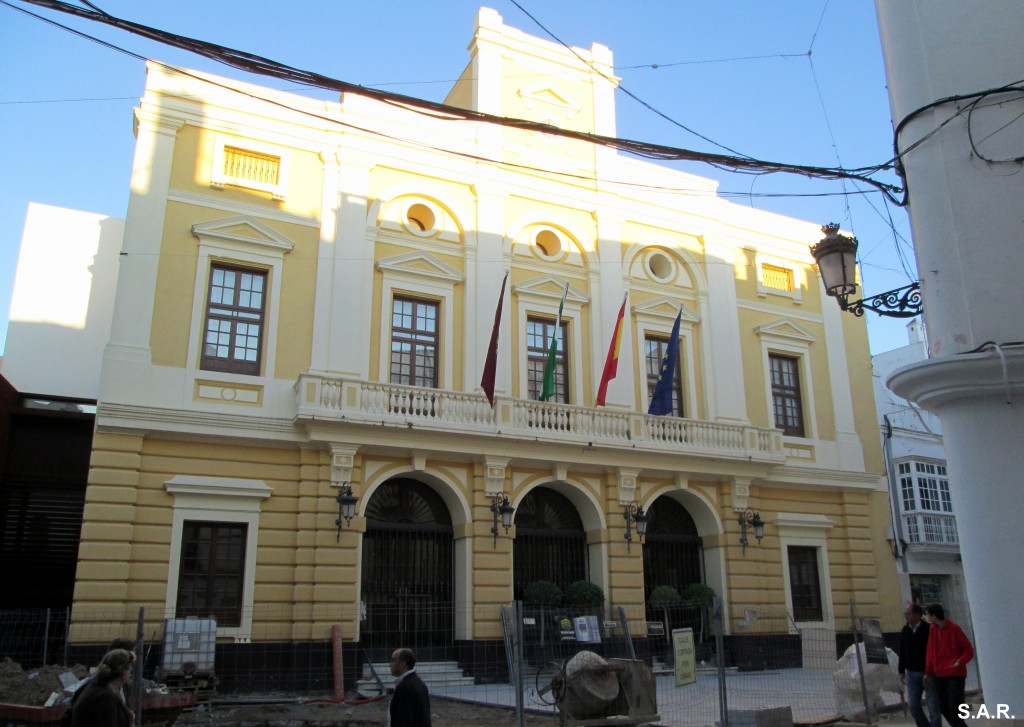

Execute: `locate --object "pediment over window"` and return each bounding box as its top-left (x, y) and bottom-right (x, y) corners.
top-left (632, 296), bottom-right (700, 323)
top-left (512, 275), bottom-right (589, 305)
top-left (376, 251), bottom-right (464, 283)
top-left (516, 85), bottom-right (580, 117)
top-left (755, 318), bottom-right (817, 343)
top-left (191, 216), bottom-right (294, 253)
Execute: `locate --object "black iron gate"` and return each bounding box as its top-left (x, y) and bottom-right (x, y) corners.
top-left (642, 497), bottom-right (705, 636)
top-left (360, 479), bottom-right (453, 651)
top-left (513, 486), bottom-right (587, 601)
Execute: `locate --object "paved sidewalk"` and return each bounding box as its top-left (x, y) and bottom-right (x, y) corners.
top-left (431, 665), bottom-right (983, 727)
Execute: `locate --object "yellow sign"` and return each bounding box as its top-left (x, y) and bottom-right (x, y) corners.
top-left (672, 628), bottom-right (696, 686)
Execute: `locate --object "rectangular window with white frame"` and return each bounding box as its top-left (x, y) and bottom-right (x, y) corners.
top-left (645, 335), bottom-right (684, 417)
top-left (787, 545), bottom-right (823, 621)
top-left (769, 353), bottom-right (805, 437)
top-left (390, 296), bottom-right (439, 388)
top-left (175, 520), bottom-right (247, 627)
top-left (527, 317), bottom-right (569, 403)
top-left (201, 264), bottom-right (267, 376)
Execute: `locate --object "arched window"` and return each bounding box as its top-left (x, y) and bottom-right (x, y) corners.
top-left (513, 487), bottom-right (587, 600)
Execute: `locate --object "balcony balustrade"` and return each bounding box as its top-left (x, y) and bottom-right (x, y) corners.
top-left (903, 512), bottom-right (959, 546)
top-left (296, 374), bottom-right (784, 463)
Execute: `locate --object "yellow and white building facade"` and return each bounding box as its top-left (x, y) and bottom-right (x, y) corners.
top-left (75, 7), bottom-right (900, 672)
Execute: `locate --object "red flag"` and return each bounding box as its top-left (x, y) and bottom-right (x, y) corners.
top-left (480, 272), bottom-right (508, 406)
top-left (595, 294), bottom-right (628, 406)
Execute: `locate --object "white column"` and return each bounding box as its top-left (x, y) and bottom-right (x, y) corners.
top-left (324, 156), bottom-right (373, 378)
top-left (473, 189), bottom-right (509, 398)
top-left (101, 108), bottom-right (183, 402)
top-left (309, 150), bottom-right (341, 373)
top-left (592, 212), bottom-right (633, 409)
top-left (703, 236), bottom-right (749, 424)
top-left (821, 279), bottom-right (865, 471)
top-left (888, 352), bottom-right (1024, 712)
top-left (876, 0), bottom-right (1024, 710)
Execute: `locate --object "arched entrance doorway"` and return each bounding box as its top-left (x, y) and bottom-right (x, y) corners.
top-left (513, 486), bottom-right (587, 600)
top-left (642, 497), bottom-right (706, 640)
top-left (361, 478), bottom-right (453, 652)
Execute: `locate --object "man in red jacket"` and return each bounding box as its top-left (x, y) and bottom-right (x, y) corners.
top-left (925, 603), bottom-right (974, 727)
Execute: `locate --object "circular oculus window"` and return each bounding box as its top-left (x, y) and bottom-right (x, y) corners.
top-left (404, 203), bottom-right (437, 234)
top-left (648, 252), bottom-right (673, 281)
top-left (533, 229), bottom-right (563, 259)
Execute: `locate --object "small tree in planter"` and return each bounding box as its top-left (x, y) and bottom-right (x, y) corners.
top-left (524, 580), bottom-right (563, 647)
top-left (681, 583), bottom-right (716, 644)
top-left (647, 585), bottom-right (681, 646)
top-left (564, 580), bottom-right (605, 608)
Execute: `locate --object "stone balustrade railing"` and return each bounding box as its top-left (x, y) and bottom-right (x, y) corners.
top-left (295, 374), bottom-right (784, 462)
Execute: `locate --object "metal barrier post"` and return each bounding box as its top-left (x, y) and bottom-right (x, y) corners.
top-left (43, 608), bottom-right (51, 665)
top-left (715, 599), bottom-right (728, 727)
top-left (514, 600), bottom-right (525, 727)
top-left (850, 600), bottom-right (873, 725)
top-left (134, 607), bottom-right (144, 727)
top-left (618, 606), bottom-right (637, 660)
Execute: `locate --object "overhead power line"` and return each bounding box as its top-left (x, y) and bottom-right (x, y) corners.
top-left (6, 0), bottom-right (905, 204)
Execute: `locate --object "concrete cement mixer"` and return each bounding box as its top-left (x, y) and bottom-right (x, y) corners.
top-left (542, 651), bottom-right (660, 727)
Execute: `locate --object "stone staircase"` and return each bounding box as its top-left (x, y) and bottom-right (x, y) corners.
top-left (355, 661), bottom-right (476, 695)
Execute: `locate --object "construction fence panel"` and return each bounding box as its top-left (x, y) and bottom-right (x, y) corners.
top-left (0, 601), bottom-right (930, 727)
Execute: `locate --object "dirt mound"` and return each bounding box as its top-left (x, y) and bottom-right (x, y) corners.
top-left (0, 657), bottom-right (90, 706)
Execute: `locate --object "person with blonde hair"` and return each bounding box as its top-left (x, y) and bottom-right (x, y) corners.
top-left (70, 649), bottom-right (136, 727)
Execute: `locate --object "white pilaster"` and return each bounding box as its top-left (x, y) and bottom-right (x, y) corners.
top-left (309, 149), bottom-right (341, 373)
top-left (101, 108), bottom-right (183, 402)
top-left (326, 157), bottom-right (373, 377)
top-left (704, 236), bottom-right (749, 424)
top-left (821, 279), bottom-right (865, 471)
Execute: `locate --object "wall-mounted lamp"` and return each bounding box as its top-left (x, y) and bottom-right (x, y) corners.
top-left (335, 484), bottom-right (358, 541)
top-left (623, 501), bottom-right (648, 553)
top-left (738, 508), bottom-right (765, 555)
top-left (490, 494), bottom-right (515, 547)
top-left (810, 223), bottom-right (922, 318)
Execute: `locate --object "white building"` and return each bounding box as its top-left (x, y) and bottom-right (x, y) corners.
top-left (876, 0), bottom-right (1024, 710)
top-left (3, 202), bottom-right (123, 400)
top-left (872, 320), bottom-right (973, 631)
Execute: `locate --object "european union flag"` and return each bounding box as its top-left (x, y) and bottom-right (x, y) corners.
top-left (647, 308), bottom-right (681, 416)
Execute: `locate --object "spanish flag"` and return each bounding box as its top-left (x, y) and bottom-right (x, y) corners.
top-left (595, 293), bottom-right (628, 406)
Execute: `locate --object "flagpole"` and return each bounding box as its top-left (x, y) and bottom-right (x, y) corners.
top-left (540, 281), bottom-right (570, 402)
top-left (595, 290), bottom-right (629, 407)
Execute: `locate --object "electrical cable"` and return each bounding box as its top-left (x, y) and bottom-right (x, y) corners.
top-left (890, 79), bottom-right (1024, 202)
top-left (3, 0), bottom-right (906, 204)
top-left (965, 89), bottom-right (1024, 164)
top-left (506, 0), bottom-right (753, 159)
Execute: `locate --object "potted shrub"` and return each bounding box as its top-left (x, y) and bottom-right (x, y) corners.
top-left (524, 580), bottom-right (563, 646)
top-left (564, 580), bottom-right (605, 608)
top-left (647, 585), bottom-right (681, 644)
top-left (681, 583), bottom-right (716, 643)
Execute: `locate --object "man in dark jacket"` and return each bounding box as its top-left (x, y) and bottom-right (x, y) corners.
top-left (899, 603), bottom-right (940, 727)
top-left (388, 648), bottom-right (431, 727)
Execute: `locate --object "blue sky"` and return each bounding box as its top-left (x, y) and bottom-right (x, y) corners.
top-left (0, 0), bottom-right (918, 355)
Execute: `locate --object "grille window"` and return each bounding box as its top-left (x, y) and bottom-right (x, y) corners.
top-left (223, 146), bottom-right (281, 186)
top-left (762, 264), bottom-right (795, 292)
